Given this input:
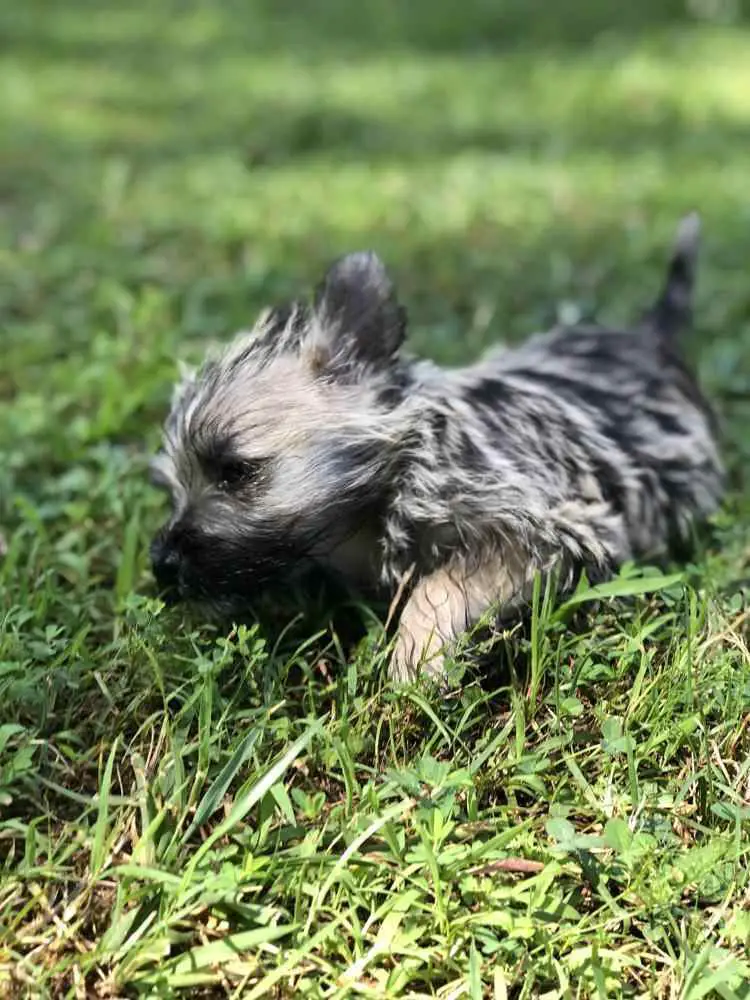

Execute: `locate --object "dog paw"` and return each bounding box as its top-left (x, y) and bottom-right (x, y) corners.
top-left (388, 629), bottom-right (448, 686)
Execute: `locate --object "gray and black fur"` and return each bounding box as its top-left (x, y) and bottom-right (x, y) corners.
top-left (150, 215), bottom-right (723, 681)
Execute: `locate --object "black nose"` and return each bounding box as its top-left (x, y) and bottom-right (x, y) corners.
top-left (150, 535), bottom-right (182, 593)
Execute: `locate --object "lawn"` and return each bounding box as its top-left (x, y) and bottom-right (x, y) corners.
top-left (2, 0), bottom-right (750, 996)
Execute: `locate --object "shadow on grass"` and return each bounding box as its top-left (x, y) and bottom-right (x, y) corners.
top-left (3, 0), bottom-right (750, 343)
top-left (7, 94), bottom-right (750, 169)
top-left (1, 0), bottom-right (722, 62)
top-left (2, 0), bottom-right (749, 189)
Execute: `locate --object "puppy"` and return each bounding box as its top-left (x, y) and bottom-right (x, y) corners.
top-left (149, 215), bottom-right (723, 682)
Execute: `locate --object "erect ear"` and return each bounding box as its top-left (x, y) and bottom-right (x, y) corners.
top-left (309, 251), bottom-right (406, 367)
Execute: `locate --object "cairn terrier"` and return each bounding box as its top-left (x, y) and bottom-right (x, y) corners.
top-left (150, 215), bottom-right (723, 682)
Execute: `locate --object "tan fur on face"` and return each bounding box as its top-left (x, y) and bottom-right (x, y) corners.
top-left (185, 353), bottom-right (400, 458)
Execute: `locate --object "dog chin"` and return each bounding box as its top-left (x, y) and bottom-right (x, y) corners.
top-left (158, 558), bottom-right (345, 619)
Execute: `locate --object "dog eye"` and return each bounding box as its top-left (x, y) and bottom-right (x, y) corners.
top-left (216, 458), bottom-right (265, 492)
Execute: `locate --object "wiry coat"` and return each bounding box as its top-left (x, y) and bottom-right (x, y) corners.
top-left (150, 216), bottom-right (723, 681)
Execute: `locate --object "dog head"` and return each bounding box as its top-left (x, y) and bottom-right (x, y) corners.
top-left (149, 252), bottom-right (410, 610)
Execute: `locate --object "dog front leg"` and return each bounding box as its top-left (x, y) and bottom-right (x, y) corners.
top-left (389, 556), bottom-right (526, 683)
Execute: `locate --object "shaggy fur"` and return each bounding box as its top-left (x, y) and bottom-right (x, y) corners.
top-left (150, 215), bottom-right (724, 682)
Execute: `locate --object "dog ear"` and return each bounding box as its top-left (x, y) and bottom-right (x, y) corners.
top-left (310, 252), bottom-right (407, 368)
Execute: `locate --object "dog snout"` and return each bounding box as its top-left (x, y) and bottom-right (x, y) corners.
top-left (150, 533), bottom-right (183, 593)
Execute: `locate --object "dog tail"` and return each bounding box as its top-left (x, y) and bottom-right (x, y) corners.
top-left (644, 212), bottom-right (701, 339)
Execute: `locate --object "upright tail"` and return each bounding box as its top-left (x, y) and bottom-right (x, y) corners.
top-left (644, 212), bottom-right (701, 339)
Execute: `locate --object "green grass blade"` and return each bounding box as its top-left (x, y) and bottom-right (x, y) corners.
top-left (183, 724), bottom-right (264, 842)
top-left (115, 507), bottom-right (142, 603)
top-left (135, 924), bottom-right (296, 987)
top-left (91, 737), bottom-right (119, 875)
top-left (185, 722), bottom-right (320, 877)
top-left (555, 571), bottom-right (684, 616)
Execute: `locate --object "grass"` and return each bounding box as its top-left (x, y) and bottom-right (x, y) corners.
top-left (2, 0), bottom-right (750, 995)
